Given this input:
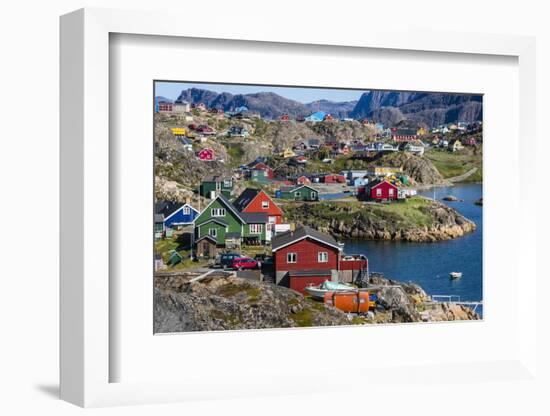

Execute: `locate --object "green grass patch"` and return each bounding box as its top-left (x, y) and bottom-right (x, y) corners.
top-left (289, 308), bottom-right (313, 327)
top-left (225, 143), bottom-right (245, 168)
top-left (425, 148), bottom-right (482, 181)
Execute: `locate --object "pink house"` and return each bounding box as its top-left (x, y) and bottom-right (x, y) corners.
top-left (197, 148), bottom-right (214, 161)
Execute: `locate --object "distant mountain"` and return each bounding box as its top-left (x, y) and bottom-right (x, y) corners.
top-left (168, 87), bottom-right (482, 126)
top-left (304, 99), bottom-right (358, 118)
top-left (172, 88), bottom-right (356, 119)
top-left (175, 88), bottom-right (305, 118)
top-left (155, 96), bottom-right (173, 104)
top-left (350, 91), bottom-right (482, 127)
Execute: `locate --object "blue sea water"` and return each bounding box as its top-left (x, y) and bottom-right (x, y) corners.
top-left (343, 183), bottom-right (483, 308)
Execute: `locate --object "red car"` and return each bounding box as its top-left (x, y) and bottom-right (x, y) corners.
top-left (231, 257), bottom-right (259, 270)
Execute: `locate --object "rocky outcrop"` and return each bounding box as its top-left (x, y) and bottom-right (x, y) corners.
top-left (154, 273), bottom-right (480, 332)
top-left (283, 198), bottom-right (476, 242)
top-left (154, 274), bottom-right (351, 333)
top-left (364, 275), bottom-right (480, 323)
top-left (369, 152), bottom-right (448, 186)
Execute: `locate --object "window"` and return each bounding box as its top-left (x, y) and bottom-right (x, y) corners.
top-left (389, 188), bottom-right (394, 196)
top-left (376, 188), bottom-right (382, 197)
top-left (208, 228), bottom-right (217, 238)
top-left (215, 182), bottom-right (221, 191)
top-left (249, 224), bottom-right (263, 234)
top-left (268, 216), bottom-right (276, 224)
top-left (318, 252), bottom-right (328, 263)
top-left (287, 253), bottom-right (297, 263)
top-left (211, 208), bottom-right (226, 217)
top-left (262, 201), bottom-right (269, 209)
top-left (223, 180), bottom-right (232, 187)
top-left (183, 206), bottom-right (190, 215)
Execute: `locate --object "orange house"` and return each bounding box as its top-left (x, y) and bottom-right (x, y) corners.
top-left (233, 188), bottom-right (284, 225)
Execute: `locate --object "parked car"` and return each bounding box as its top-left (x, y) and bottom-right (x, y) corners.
top-left (231, 257), bottom-right (259, 270)
top-left (254, 254), bottom-right (273, 266)
top-left (218, 253), bottom-right (241, 269)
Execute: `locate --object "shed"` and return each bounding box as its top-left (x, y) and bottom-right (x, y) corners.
top-left (195, 235), bottom-right (219, 259)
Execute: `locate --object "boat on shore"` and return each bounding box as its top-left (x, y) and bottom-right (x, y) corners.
top-left (304, 281), bottom-right (356, 300)
top-left (449, 272), bottom-right (462, 280)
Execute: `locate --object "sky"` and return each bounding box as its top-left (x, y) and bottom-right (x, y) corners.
top-left (154, 81), bottom-right (366, 104)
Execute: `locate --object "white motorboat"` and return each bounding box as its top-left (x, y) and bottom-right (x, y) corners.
top-left (304, 281), bottom-right (357, 300)
top-left (449, 272), bottom-right (462, 280)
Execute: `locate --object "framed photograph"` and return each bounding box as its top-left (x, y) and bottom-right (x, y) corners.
top-left (152, 80), bottom-right (483, 334)
top-left (60, 8), bottom-right (539, 409)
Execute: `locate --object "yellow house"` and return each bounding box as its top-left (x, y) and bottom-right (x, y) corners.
top-left (417, 127), bottom-right (428, 136)
top-left (171, 127), bottom-right (187, 136)
top-left (280, 148), bottom-right (296, 158)
top-left (367, 166), bottom-right (403, 176)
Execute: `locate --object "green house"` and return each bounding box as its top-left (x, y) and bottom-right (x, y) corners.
top-left (199, 175), bottom-right (234, 199)
top-left (250, 169), bottom-right (269, 183)
top-left (277, 185), bottom-right (318, 201)
top-left (194, 194), bottom-right (268, 246)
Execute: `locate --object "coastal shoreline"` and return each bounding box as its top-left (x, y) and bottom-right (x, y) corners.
top-left (154, 271), bottom-right (481, 333)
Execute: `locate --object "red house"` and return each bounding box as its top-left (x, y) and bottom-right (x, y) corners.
top-left (323, 113), bottom-right (334, 121)
top-left (272, 226), bottom-right (342, 293)
top-left (391, 128), bottom-right (418, 142)
top-left (158, 103), bottom-right (173, 112)
top-left (296, 175), bottom-right (311, 185)
top-left (247, 161), bottom-right (274, 179)
top-left (279, 114), bottom-right (290, 121)
top-left (197, 148), bottom-right (215, 161)
top-left (233, 188), bottom-right (284, 225)
top-left (323, 174), bottom-right (346, 184)
top-left (367, 180), bottom-right (398, 201)
top-left (462, 137), bottom-right (477, 146)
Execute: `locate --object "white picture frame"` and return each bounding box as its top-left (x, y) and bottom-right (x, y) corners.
top-left (60, 8), bottom-right (539, 408)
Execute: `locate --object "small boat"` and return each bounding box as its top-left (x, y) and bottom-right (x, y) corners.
top-left (304, 281), bottom-right (356, 300)
top-left (449, 272), bottom-right (462, 280)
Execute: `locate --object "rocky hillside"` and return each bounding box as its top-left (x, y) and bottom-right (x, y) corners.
top-left (282, 197), bottom-right (476, 242)
top-left (369, 152), bottom-right (448, 185)
top-left (153, 272), bottom-right (480, 332)
top-left (154, 113), bottom-right (232, 203)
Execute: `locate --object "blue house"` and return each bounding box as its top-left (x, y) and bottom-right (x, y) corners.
top-left (234, 105), bottom-right (249, 113)
top-left (305, 111), bottom-right (327, 122)
top-left (155, 201), bottom-right (199, 228)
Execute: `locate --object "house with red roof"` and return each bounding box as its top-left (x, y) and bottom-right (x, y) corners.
top-left (233, 188), bottom-right (284, 225)
top-left (246, 161), bottom-right (274, 179)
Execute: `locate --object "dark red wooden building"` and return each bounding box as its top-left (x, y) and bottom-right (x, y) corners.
top-left (272, 226), bottom-right (341, 293)
top-left (367, 180), bottom-right (398, 201)
top-left (323, 174), bottom-right (347, 184)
